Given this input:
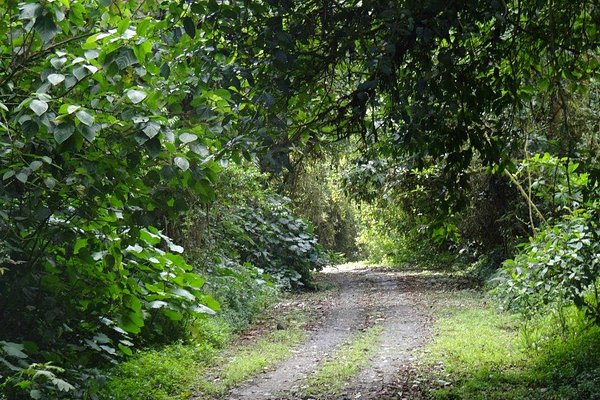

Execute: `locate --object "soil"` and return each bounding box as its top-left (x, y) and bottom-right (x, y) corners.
top-left (224, 263), bottom-right (443, 400)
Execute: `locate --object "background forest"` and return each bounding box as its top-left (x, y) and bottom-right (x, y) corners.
top-left (0, 0), bottom-right (598, 398)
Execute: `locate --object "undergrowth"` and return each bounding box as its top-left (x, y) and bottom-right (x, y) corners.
top-left (103, 304), bottom-right (309, 399)
top-left (422, 290), bottom-right (600, 399)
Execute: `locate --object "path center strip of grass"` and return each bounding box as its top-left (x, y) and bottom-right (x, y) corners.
top-left (301, 325), bottom-right (384, 398)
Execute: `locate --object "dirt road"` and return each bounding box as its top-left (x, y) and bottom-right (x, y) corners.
top-left (225, 264), bottom-right (436, 400)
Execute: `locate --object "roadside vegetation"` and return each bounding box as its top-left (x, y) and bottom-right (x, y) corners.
top-left (418, 289), bottom-right (600, 400)
top-left (104, 307), bottom-right (310, 400)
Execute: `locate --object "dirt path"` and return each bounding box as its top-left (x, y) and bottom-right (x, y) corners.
top-left (225, 264), bottom-right (434, 400)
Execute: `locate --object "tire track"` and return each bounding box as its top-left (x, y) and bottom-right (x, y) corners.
top-left (224, 265), bottom-right (432, 400)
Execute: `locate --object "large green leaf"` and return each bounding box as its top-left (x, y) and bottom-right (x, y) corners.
top-left (183, 17), bottom-right (196, 38)
top-left (174, 156), bottom-right (190, 171)
top-left (34, 14), bottom-right (59, 43)
top-left (76, 110), bottom-right (94, 126)
top-left (47, 73), bottom-right (65, 86)
top-left (29, 99), bottom-right (48, 116)
top-left (53, 123), bottom-right (75, 144)
top-left (126, 89), bottom-right (147, 104)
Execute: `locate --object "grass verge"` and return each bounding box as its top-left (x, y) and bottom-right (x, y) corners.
top-left (104, 308), bottom-right (310, 400)
top-left (302, 325), bottom-right (383, 398)
top-left (420, 290), bottom-right (600, 400)
top-left (194, 310), bottom-right (309, 398)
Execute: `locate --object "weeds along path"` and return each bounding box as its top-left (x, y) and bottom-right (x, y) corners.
top-left (224, 264), bottom-right (434, 400)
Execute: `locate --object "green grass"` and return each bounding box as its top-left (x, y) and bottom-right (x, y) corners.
top-left (302, 325), bottom-right (383, 397)
top-left (103, 342), bottom-right (217, 400)
top-left (104, 310), bottom-right (310, 400)
top-left (422, 290), bottom-right (600, 400)
top-left (195, 311), bottom-right (309, 397)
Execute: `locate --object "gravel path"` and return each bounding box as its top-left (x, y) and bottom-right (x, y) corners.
top-left (225, 264), bottom-right (433, 400)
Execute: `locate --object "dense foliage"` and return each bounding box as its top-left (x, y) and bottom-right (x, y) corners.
top-left (177, 165), bottom-right (330, 289)
top-left (0, 1), bottom-right (328, 397)
top-left (495, 156), bottom-right (600, 322)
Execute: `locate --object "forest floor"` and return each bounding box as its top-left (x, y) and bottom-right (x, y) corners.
top-left (220, 263), bottom-right (470, 400)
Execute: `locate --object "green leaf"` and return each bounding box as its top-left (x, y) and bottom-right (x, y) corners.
top-left (149, 300), bottom-right (168, 309)
top-left (162, 309), bottom-right (183, 321)
top-left (29, 160), bottom-right (43, 171)
top-left (191, 304), bottom-right (217, 315)
top-left (144, 136), bottom-right (162, 158)
top-left (44, 177), bottom-right (57, 189)
top-left (53, 123), bottom-right (75, 144)
top-left (76, 110), bottom-right (94, 126)
top-left (191, 144), bottom-right (210, 157)
top-left (84, 49), bottom-right (100, 60)
top-left (168, 242), bottom-right (184, 253)
top-left (22, 120), bottom-right (39, 137)
top-left (15, 171), bottom-right (29, 183)
top-left (133, 40), bottom-right (152, 63)
top-left (47, 73), bottom-right (65, 86)
top-left (51, 377), bottom-right (75, 392)
top-left (143, 121), bottom-right (160, 138)
top-left (30, 99), bottom-right (48, 116)
top-left (117, 17), bottom-right (131, 35)
top-left (119, 314), bottom-right (143, 334)
top-left (81, 125), bottom-right (97, 142)
top-left (160, 63), bottom-right (171, 79)
top-left (213, 88), bottom-right (231, 100)
top-left (61, 104), bottom-right (80, 114)
top-left (118, 343), bottom-right (133, 356)
top-left (19, 3), bottom-right (43, 19)
top-left (181, 273), bottom-right (205, 289)
top-left (126, 89), bottom-right (147, 104)
top-left (113, 48), bottom-right (137, 70)
top-left (202, 295), bottom-right (221, 311)
top-left (34, 15), bottom-right (59, 43)
top-left (73, 238), bottom-right (87, 254)
top-left (174, 157), bottom-right (190, 171)
top-left (171, 288), bottom-right (196, 301)
top-left (136, 18), bottom-right (152, 36)
top-left (73, 66), bottom-right (87, 81)
top-left (50, 57), bottom-right (67, 68)
top-left (1, 342), bottom-right (28, 359)
top-left (140, 229), bottom-right (161, 245)
top-left (183, 17), bottom-right (196, 38)
top-left (179, 132), bottom-right (197, 144)
top-left (124, 294), bottom-right (142, 313)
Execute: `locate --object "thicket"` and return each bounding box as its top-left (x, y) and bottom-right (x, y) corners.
top-left (0, 1), bottom-right (329, 397)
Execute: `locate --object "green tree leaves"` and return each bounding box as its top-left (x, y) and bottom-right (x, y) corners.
top-left (0, 0), bottom-right (240, 396)
top-left (29, 100), bottom-right (48, 116)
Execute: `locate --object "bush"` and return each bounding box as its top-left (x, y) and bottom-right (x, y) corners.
top-left (176, 164), bottom-right (331, 289)
top-left (200, 259), bottom-right (277, 332)
top-left (493, 205), bottom-right (600, 322)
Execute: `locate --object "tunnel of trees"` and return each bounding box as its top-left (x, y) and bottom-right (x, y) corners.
top-left (0, 0), bottom-right (598, 398)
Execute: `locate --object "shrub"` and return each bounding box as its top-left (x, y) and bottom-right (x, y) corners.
top-left (493, 202), bottom-right (599, 323)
